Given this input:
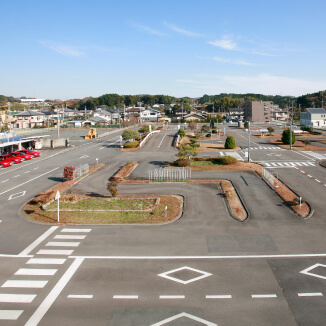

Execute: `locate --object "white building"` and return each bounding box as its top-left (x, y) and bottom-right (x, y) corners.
top-left (300, 108), bottom-right (326, 128)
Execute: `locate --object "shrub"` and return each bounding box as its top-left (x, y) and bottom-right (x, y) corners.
top-left (175, 159), bottom-right (190, 167)
top-left (224, 136), bottom-right (236, 149)
top-left (107, 182), bottom-right (119, 197)
top-left (122, 129), bottom-right (140, 141)
top-left (192, 157), bottom-right (205, 161)
top-left (282, 129), bottom-right (295, 145)
top-left (194, 132), bottom-right (203, 139)
top-left (63, 166), bottom-right (76, 181)
top-left (188, 122), bottom-right (197, 130)
top-left (138, 124), bottom-right (155, 134)
top-left (206, 133), bottom-right (212, 137)
top-left (311, 131), bottom-right (322, 135)
top-left (302, 140), bottom-right (311, 147)
top-left (219, 156), bottom-right (238, 165)
top-left (244, 121), bottom-right (249, 129)
top-left (178, 128), bottom-right (186, 138)
top-left (267, 127), bottom-right (275, 134)
top-left (301, 126), bottom-right (313, 133)
top-left (123, 141), bottom-right (139, 148)
top-left (201, 125), bottom-right (210, 133)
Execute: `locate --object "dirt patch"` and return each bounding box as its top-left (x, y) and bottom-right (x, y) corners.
top-left (197, 142), bottom-right (241, 152)
top-left (111, 162), bottom-right (138, 182)
top-left (252, 133), bottom-right (282, 138)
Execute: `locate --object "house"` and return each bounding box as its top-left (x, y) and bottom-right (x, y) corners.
top-left (82, 116), bottom-right (109, 126)
top-left (300, 108), bottom-right (326, 128)
top-left (243, 101), bottom-right (273, 122)
top-left (271, 107), bottom-right (289, 121)
top-left (140, 108), bottom-right (161, 122)
top-left (183, 112), bottom-right (207, 121)
top-left (12, 110), bottom-right (45, 128)
top-left (228, 108), bottom-right (244, 119)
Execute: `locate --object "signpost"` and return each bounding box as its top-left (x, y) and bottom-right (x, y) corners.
top-left (55, 191), bottom-right (61, 223)
top-left (96, 158), bottom-right (99, 165)
top-left (165, 206), bottom-right (168, 219)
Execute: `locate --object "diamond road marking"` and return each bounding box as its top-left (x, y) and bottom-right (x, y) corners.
top-left (150, 312), bottom-right (217, 326)
top-left (158, 266), bottom-right (212, 284)
top-left (300, 263), bottom-right (326, 280)
top-left (8, 191), bottom-right (26, 200)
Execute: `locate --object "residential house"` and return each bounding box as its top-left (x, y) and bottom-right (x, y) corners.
top-left (12, 110), bottom-right (45, 128)
top-left (300, 108), bottom-right (326, 128)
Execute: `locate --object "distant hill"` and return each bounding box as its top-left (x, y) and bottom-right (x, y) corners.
top-left (297, 90), bottom-right (326, 109)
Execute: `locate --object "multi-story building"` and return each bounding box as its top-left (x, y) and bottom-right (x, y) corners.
top-left (300, 108), bottom-right (326, 128)
top-left (243, 101), bottom-right (273, 122)
top-left (12, 110), bottom-right (45, 128)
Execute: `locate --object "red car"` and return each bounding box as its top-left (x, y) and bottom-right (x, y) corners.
top-left (0, 158), bottom-right (13, 168)
top-left (9, 152), bottom-right (33, 161)
top-left (0, 154), bottom-right (23, 164)
top-left (18, 149), bottom-right (41, 158)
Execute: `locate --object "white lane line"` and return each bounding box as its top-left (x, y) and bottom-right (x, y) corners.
top-left (61, 228), bottom-right (91, 233)
top-left (68, 295), bottom-right (93, 299)
top-left (307, 175), bottom-right (312, 178)
top-left (15, 268), bottom-right (57, 276)
top-left (19, 226), bottom-right (59, 256)
top-left (251, 294), bottom-right (277, 298)
top-left (54, 235), bottom-right (86, 240)
top-left (159, 295), bottom-right (185, 299)
top-left (206, 295), bottom-right (232, 299)
top-left (315, 179), bottom-right (321, 183)
top-left (26, 258), bottom-right (66, 265)
top-left (2, 280), bottom-right (48, 288)
top-left (24, 171), bottom-right (30, 174)
top-left (0, 294), bottom-right (36, 303)
top-left (298, 292), bottom-right (323, 297)
top-left (0, 167), bottom-right (59, 196)
top-left (13, 175), bottom-right (20, 178)
top-left (1, 179), bottom-right (9, 183)
top-left (46, 242), bottom-right (80, 247)
top-left (37, 249), bottom-right (74, 255)
top-left (80, 155), bottom-right (89, 158)
top-left (300, 170), bottom-right (305, 173)
top-left (158, 134), bottom-right (167, 148)
top-left (25, 258), bottom-right (84, 326)
top-left (33, 167), bottom-right (39, 170)
top-left (113, 295), bottom-right (138, 299)
top-left (0, 310), bottom-right (24, 320)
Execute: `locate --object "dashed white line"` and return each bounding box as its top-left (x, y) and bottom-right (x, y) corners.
top-left (251, 294), bottom-right (277, 298)
top-left (24, 171), bottom-right (30, 174)
top-left (1, 179), bottom-right (9, 183)
top-left (307, 175), bottom-right (312, 178)
top-left (159, 295), bottom-right (185, 299)
top-left (113, 295), bottom-right (138, 299)
top-left (315, 179), bottom-right (321, 183)
top-left (68, 295), bottom-right (93, 299)
top-left (300, 170), bottom-right (305, 173)
top-left (206, 295), bottom-right (232, 299)
top-left (13, 175), bottom-right (20, 178)
top-left (298, 292), bottom-right (323, 297)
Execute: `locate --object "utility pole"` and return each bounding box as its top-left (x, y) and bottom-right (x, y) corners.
top-left (290, 100), bottom-right (294, 150)
top-left (247, 121), bottom-right (251, 162)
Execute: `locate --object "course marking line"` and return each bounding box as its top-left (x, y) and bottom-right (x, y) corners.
top-left (54, 235), bottom-right (86, 240)
top-left (0, 167), bottom-right (59, 196)
top-left (8, 191), bottom-right (26, 200)
top-left (68, 295), bottom-right (93, 299)
top-left (24, 171), bottom-right (30, 174)
top-left (158, 266), bottom-right (212, 284)
top-left (300, 263), bottom-right (326, 279)
top-left (61, 228), bottom-right (91, 233)
top-left (26, 258), bottom-right (66, 265)
top-left (113, 295), bottom-right (138, 299)
top-left (15, 269), bottom-right (57, 276)
top-left (25, 258), bottom-right (84, 326)
top-left (315, 179), bottom-right (321, 183)
top-left (251, 294), bottom-right (277, 298)
top-left (0, 294), bottom-right (36, 303)
top-left (0, 310), bottom-right (24, 320)
top-left (150, 312), bottom-right (217, 326)
top-left (206, 295), bottom-right (232, 299)
top-left (158, 134), bottom-right (167, 148)
top-left (45, 242), bottom-right (80, 247)
top-left (159, 295), bottom-right (185, 299)
top-left (298, 292), bottom-right (323, 297)
top-left (19, 226), bottom-right (59, 256)
top-left (1, 179), bottom-right (9, 183)
top-left (37, 249), bottom-right (74, 255)
top-left (300, 170), bottom-right (305, 173)
top-left (307, 175), bottom-right (312, 178)
top-left (69, 253), bottom-right (326, 260)
top-left (1, 280), bottom-right (48, 288)
top-left (33, 167), bottom-right (39, 170)
top-left (13, 175), bottom-right (20, 178)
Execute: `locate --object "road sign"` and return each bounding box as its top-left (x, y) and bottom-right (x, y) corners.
top-left (55, 191), bottom-right (61, 200)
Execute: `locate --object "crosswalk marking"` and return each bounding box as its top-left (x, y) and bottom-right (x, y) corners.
top-left (26, 258), bottom-right (66, 265)
top-left (251, 147), bottom-right (284, 150)
top-left (301, 151), bottom-right (326, 160)
top-left (1, 280), bottom-right (48, 288)
top-left (263, 161), bottom-right (316, 168)
top-left (0, 310), bottom-right (24, 320)
top-left (61, 228), bottom-right (92, 233)
top-left (46, 242), bottom-right (80, 247)
top-left (15, 268), bottom-right (57, 276)
top-left (0, 294), bottom-right (36, 303)
top-left (54, 235), bottom-right (86, 240)
top-left (37, 249), bottom-right (74, 255)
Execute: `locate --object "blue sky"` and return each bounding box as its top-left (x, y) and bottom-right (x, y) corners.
top-left (1, 0), bottom-right (326, 99)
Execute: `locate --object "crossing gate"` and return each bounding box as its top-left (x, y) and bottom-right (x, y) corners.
top-left (73, 164), bottom-right (89, 180)
top-left (149, 167), bottom-right (191, 182)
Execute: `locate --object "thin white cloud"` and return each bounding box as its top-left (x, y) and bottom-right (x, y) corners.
top-left (132, 23), bottom-right (166, 36)
top-left (39, 40), bottom-right (85, 57)
top-left (176, 79), bottom-right (202, 84)
top-left (213, 56), bottom-right (231, 63)
top-left (213, 56), bottom-right (255, 66)
top-left (208, 39), bottom-right (237, 50)
top-left (249, 51), bottom-right (278, 57)
top-left (163, 22), bottom-right (203, 37)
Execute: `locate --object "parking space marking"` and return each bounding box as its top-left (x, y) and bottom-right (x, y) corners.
top-left (298, 292), bottom-right (323, 297)
top-left (1, 280), bottom-right (48, 288)
top-left (8, 191), bottom-right (26, 200)
top-left (113, 295), bottom-right (139, 299)
top-left (0, 294), bottom-right (36, 303)
top-left (19, 226), bottom-right (59, 256)
top-left (0, 310), bottom-right (24, 320)
top-left (15, 269), bottom-right (57, 276)
top-left (68, 295), bottom-right (93, 299)
top-left (251, 294), bottom-right (277, 298)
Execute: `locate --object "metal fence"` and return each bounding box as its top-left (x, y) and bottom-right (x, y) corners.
top-left (73, 164), bottom-right (89, 180)
top-left (262, 167), bottom-right (275, 189)
top-left (149, 167), bottom-right (191, 182)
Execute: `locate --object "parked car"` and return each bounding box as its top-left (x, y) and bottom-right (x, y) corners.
top-left (0, 158), bottom-right (14, 168)
top-left (0, 154), bottom-right (23, 164)
top-left (18, 149), bottom-right (41, 157)
top-left (9, 152), bottom-right (33, 161)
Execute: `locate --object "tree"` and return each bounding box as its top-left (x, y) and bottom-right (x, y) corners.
top-left (225, 136), bottom-right (236, 149)
top-left (188, 122), bottom-right (197, 131)
top-left (244, 121), bottom-right (249, 129)
top-left (201, 125), bottom-right (210, 133)
top-left (177, 145), bottom-right (197, 159)
top-left (138, 124), bottom-right (155, 134)
top-left (122, 129), bottom-right (140, 141)
top-left (178, 128), bottom-right (186, 138)
top-left (189, 139), bottom-right (200, 148)
top-left (281, 129), bottom-right (295, 145)
top-left (267, 127), bottom-right (275, 135)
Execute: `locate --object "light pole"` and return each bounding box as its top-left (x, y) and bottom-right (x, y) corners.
top-left (290, 100), bottom-right (294, 150)
top-left (247, 121), bottom-right (251, 162)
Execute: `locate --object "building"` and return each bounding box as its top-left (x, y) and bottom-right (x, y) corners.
top-left (243, 101), bottom-right (273, 123)
top-left (12, 110), bottom-right (45, 128)
top-left (300, 108), bottom-right (326, 128)
top-left (228, 108), bottom-right (244, 120)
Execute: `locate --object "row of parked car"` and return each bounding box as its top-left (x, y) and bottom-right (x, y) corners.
top-left (0, 149), bottom-right (41, 168)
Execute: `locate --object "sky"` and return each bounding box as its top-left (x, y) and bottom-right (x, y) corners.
top-left (1, 0), bottom-right (326, 100)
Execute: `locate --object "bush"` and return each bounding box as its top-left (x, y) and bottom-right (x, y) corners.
top-left (138, 124), bottom-right (155, 134)
top-left (178, 128), bottom-right (186, 138)
top-left (175, 159), bottom-right (190, 167)
top-left (244, 121), bottom-right (249, 129)
top-left (63, 166), bottom-right (76, 181)
top-left (311, 131), bottom-right (322, 135)
top-left (206, 133), bottom-right (212, 137)
top-left (123, 141), bottom-right (139, 148)
top-left (122, 129), bottom-right (140, 141)
top-left (302, 140), bottom-right (311, 146)
top-left (267, 127), bottom-right (275, 134)
top-left (224, 136), bottom-right (236, 149)
top-left (107, 182), bottom-right (119, 197)
top-left (281, 129), bottom-right (295, 145)
top-left (301, 126), bottom-right (313, 133)
top-left (219, 156), bottom-right (238, 165)
top-left (201, 125), bottom-right (210, 133)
